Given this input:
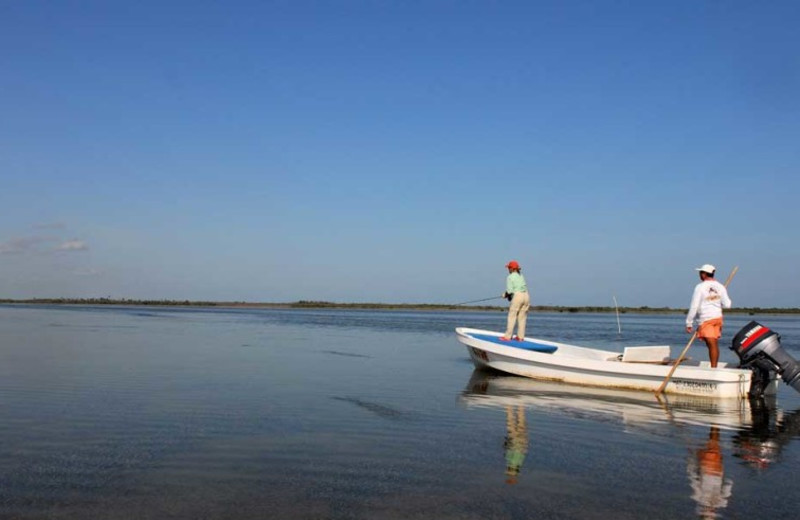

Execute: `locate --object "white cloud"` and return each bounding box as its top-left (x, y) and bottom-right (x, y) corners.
top-left (1, 225), bottom-right (90, 256)
top-left (0, 236), bottom-right (52, 255)
top-left (55, 239), bottom-right (89, 252)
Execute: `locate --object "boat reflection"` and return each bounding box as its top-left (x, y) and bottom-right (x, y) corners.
top-left (460, 369), bottom-right (756, 432)
top-left (460, 369), bottom-right (800, 505)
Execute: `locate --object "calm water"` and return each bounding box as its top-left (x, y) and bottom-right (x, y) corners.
top-left (1, 304), bottom-right (800, 519)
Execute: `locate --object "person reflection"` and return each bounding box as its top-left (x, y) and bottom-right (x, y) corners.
top-left (504, 405), bottom-right (528, 484)
top-left (687, 426), bottom-right (733, 519)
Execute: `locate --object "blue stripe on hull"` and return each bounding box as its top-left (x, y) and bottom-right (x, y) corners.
top-left (469, 333), bottom-right (558, 353)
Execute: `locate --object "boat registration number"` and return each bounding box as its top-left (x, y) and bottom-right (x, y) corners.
top-left (671, 379), bottom-right (718, 393)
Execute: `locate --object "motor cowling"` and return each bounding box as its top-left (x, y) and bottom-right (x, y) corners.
top-left (731, 321), bottom-right (800, 394)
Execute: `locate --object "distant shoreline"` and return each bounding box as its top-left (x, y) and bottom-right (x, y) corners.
top-left (1, 298), bottom-right (799, 315)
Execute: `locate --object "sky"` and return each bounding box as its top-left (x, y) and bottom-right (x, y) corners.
top-left (1, 1), bottom-right (799, 307)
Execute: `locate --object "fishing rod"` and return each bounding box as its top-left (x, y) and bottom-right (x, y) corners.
top-left (454, 296), bottom-right (504, 306)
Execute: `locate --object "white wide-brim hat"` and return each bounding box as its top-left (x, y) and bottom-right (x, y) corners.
top-left (695, 264), bottom-right (716, 274)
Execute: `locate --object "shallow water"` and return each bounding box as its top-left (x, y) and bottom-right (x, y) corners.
top-left (1, 304), bottom-right (799, 519)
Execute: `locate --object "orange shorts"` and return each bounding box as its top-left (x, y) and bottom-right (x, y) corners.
top-left (698, 317), bottom-right (723, 340)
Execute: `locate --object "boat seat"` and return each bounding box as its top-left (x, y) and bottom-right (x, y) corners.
top-left (619, 346), bottom-right (671, 363)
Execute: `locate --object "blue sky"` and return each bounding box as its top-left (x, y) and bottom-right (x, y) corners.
top-left (1, 1), bottom-right (798, 307)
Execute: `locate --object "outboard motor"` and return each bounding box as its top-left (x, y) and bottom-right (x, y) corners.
top-left (731, 321), bottom-right (800, 395)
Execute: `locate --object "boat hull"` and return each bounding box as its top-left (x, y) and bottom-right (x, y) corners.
top-left (456, 327), bottom-right (767, 399)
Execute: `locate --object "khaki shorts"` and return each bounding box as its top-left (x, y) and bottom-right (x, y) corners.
top-left (698, 317), bottom-right (723, 340)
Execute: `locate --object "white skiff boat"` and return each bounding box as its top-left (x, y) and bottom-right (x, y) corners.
top-left (455, 327), bottom-right (777, 399)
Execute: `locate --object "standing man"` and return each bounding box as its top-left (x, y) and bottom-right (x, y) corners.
top-left (686, 264), bottom-right (732, 368)
top-left (501, 260), bottom-right (530, 341)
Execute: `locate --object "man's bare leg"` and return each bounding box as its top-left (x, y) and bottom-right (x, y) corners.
top-left (705, 338), bottom-right (720, 368)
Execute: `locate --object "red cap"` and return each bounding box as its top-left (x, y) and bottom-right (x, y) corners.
top-left (506, 260), bottom-right (520, 269)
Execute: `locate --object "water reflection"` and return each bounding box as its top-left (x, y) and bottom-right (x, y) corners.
top-left (688, 426), bottom-right (732, 519)
top-left (686, 404), bottom-right (800, 519)
top-left (733, 398), bottom-right (800, 470)
top-left (460, 369), bottom-right (800, 512)
top-left (503, 405), bottom-right (528, 484)
top-left (460, 370), bottom-right (755, 431)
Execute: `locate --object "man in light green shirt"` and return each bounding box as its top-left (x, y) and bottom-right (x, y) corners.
top-left (501, 260), bottom-right (530, 341)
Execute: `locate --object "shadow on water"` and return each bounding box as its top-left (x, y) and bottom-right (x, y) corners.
top-left (330, 396), bottom-right (412, 421)
top-left (460, 369), bottom-right (800, 519)
top-left (321, 350), bottom-right (372, 359)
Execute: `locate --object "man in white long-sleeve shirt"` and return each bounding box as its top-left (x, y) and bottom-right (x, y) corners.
top-left (686, 264), bottom-right (732, 368)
